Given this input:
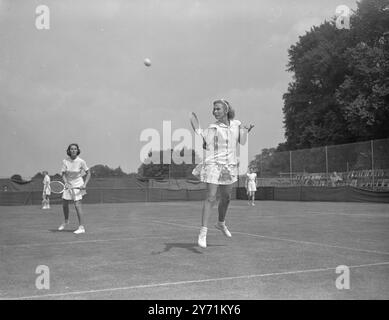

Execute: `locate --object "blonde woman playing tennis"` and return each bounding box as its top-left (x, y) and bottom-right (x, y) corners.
top-left (193, 99), bottom-right (253, 248)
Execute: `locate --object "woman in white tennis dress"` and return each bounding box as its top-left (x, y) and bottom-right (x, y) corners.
top-left (58, 143), bottom-right (91, 234)
top-left (192, 99), bottom-right (253, 248)
top-left (42, 171), bottom-right (51, 209)
top-left (246, 168), bottom-right (257, 206)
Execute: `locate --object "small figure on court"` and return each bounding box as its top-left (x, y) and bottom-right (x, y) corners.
top-left (192, 99), bottom-right (254, 248)
top-left (330, 171), bottom-right (343, 187)
top-left (246, 167), bottom-right (257, 206)
top-left (58, 143), bottom-right (91, 234)
top-left (42, 171), bottom-right (51, 209)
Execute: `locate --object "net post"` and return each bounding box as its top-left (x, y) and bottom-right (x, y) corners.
top-left (289, 151), bottom-right (292, 184)
top-left (371, 140), bottom-right (375, 190)
top-left (30, 180), bottom-right (33, 206)
top-left (325, 146), bottom-right (329, 186)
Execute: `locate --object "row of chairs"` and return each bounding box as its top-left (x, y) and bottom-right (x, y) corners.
top-left (346, 169), bottom-right (386, 179)
top-left (357, 179), bottom-right (389, 189)
top-left (291, 171), bottom-right (389, 189)
top-left (292, 170), bottom-right (388, 181)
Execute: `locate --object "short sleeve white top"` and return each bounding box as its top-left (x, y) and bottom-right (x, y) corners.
top-left (61, 157), bottom-right (89, 187)
top-left (201, 119), bottom-right (241, 166)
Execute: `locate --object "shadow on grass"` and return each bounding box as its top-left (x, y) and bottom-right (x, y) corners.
top-left (48, 229), bottom-right (77, 233)
top-left (152, 242), bottom-right (225, 255)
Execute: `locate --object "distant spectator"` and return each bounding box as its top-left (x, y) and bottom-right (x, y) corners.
top-left (330, 171), bottom-right (342, 187)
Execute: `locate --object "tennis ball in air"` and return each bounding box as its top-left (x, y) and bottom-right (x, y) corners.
top-left (144, 58), bottom-right (151, 67)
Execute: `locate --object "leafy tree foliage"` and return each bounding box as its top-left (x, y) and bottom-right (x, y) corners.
top-left (282, 0), bottom-right (388, 150)
top-left (90, 165), bottom-right (128, 178)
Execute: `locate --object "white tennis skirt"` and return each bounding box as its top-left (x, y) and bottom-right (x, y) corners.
top-left (62, 188), bottom-right (86, 201)
top-left (192, 163), bottom-right (238, 185)
top-left (62, 179), bottom-right (86, 201)
top-left (247, 181), bottom-right (257, 192)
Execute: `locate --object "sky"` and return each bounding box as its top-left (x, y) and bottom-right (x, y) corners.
top-left (0, 0), bottom-right (358, 178)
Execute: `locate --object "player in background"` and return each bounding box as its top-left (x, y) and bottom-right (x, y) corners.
top-left (42, 171), bottom-right (51, 209)
top-left (245, 167), bottom-right (257, 206)
top-left (58, 143), bottom-right (91, 234)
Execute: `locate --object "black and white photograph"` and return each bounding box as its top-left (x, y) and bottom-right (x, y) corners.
top-left (0, 0), bottom-right (388, 305)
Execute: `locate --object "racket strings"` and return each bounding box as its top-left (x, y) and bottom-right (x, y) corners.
top-left (190, 113), bottom-right (204, 136)
top-left (50, 181), bottom-right (65, 193)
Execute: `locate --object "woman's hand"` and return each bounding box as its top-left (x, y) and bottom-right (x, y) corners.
top-left (238, 124), bottom-right (254, 145)
top-left (242, 124), bottom-right (254, 132)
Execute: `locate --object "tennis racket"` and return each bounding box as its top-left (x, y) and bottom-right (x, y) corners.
top-left (49, 181), bottom-right (86, 194)
top-left (190, 112), bottom-right (208, 150)
top-left (189, 112), bottom-right (203, 137)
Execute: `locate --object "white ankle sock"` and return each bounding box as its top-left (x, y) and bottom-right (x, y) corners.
top-left (200, 226), bottom-right (208, 234)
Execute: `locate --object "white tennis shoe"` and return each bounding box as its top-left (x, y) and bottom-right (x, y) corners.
top-left (215, 223), bottom-right (232, 238)
top-left (74, 226), bottom-right (85, 234)
top-left (58, 222), bottom-right (69, 231)
top-left (198, 231), bottom-right (207, 248)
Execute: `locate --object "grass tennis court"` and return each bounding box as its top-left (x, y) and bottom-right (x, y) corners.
top-left (1, 200), bottom-right (388, 299)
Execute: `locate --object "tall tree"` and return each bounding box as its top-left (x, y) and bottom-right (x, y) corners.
top-left (282, 0), bottom-right (389, 150)
top-left (336, 0), bottom-right (389, 139)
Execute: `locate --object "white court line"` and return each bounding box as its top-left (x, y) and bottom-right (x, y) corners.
top-left (152, 220), bottom-right (389, 256)
top-left (4, 261), bottom-right (389, 300)
top-left (1, 235), bottom-right (172, 249)
top-left (308, 211), bottom-right (389, 217)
